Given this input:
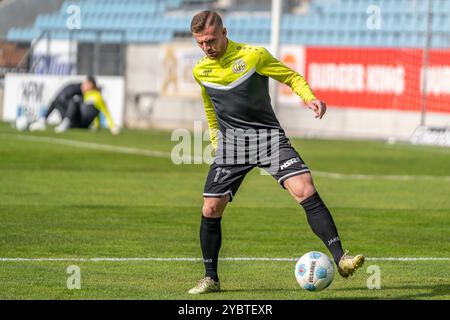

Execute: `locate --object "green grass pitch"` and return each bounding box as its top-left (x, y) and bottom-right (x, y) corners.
top-left (0, 121), bottom-right (449, 300)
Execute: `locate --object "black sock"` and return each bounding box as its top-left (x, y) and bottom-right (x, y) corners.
top-left (200, 215), bottom-right (222, 281)
top-left (300, 192), bottom-right (344, 264)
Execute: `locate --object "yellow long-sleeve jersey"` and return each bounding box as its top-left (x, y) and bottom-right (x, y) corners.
top-left (83, 89), bottom-right (115, 130)
top-left (192, 39), bottom-right (316, 150)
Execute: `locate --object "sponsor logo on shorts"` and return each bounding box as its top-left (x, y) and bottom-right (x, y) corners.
top-left (280, 157), bottom-right (301, 170)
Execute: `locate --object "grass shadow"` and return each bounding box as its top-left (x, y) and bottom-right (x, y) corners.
top-left (219, 288), bottom-right (299, 294)
top-left (214, 283), bottom-right (450, 300)
top-left (329, 284), bottom-right (450, 300)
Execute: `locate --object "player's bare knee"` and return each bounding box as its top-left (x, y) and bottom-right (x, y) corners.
top-left (291, 185), bottom-right (316, 202)
top-left (301, 184), bottom-right (317, 201)
top-left (202, 204), bottom-right (223, 218)
top-left (202, 205), bottom-right (219, 217)
top-left (285, 175), bottom-right (316, 202)
top-left (202, 198), bottom-right (227, 218)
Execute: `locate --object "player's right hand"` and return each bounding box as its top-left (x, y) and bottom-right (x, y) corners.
top-left (306, 99), bottom-right (327, 119)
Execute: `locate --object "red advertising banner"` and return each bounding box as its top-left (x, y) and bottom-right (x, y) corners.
top-left (304, 47), bottom-right (450, 113)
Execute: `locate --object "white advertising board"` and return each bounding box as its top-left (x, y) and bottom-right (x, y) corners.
top-left (2, 74), bottom-right (124, 127)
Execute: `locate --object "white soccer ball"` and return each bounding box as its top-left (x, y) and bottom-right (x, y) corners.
top-left (15, 115), bottom-right (29, 131)
top-left (294, 251), bottom-right (335, 291)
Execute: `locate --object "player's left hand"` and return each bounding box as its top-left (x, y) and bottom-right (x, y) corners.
top-left (306, 99), bottom-right (327, 119)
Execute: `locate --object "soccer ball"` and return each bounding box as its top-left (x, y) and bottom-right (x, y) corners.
top-left (15, 115), bottom-right (29, 131)
top-left (294, 251), bottom-right (335, 291)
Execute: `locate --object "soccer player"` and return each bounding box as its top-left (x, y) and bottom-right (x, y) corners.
top-left (188, 11), bottom-right (365, 294)
top-left (54, 76), bottom-right (119, 135)
top-left (29, 82), bottom-right (83, 131)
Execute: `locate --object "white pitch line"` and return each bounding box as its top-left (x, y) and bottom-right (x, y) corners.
top-left (9, 134), bottom-right (171, 158)
top-left (7, 133), bottom-right (204, 163)
top-left (4, 133), bottom-right (450, 182)
top-left (313, 171), bottom-right (450, 182)
top-left (0, 257), bottom-right (449, 262)
top-left (365, 257), bottom-right (450, 261)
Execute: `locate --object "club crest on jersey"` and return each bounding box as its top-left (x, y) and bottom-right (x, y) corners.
top-left (232, 59), bottom-right (247, 73)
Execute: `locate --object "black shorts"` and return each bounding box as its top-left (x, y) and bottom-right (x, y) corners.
top-left (203, 144), bottom-right (310, 201)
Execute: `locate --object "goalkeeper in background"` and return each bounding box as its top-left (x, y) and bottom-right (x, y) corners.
top-left (188, 11), bottom-right (364, 294)
top-left (54, 76), bottom-right (119, 135)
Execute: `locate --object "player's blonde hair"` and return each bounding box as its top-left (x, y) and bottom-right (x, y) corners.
top-left (190, 10), bottom-right (223, 33)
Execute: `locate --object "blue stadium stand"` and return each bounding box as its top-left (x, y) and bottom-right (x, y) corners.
top-left (6, 0), bottom-right (450, 48)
